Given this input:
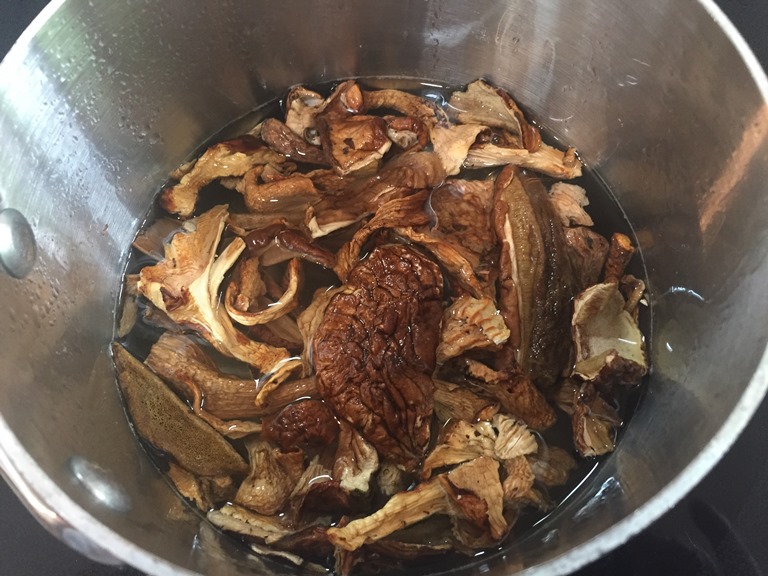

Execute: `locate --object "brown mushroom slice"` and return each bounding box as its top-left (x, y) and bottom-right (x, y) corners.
top-left (333, 421), bottom-right (380, 494)
top-left (602, 232), bottom-right (636, 284)
top-left (249, 376), bottom-right (316, 414)
top-left (548, 182), bottom-right (594, 227)
top-left (447, 79), bottom-right (540, 152)
top-left (253, 357), bottom-right (304, 410)
top-left (289, 456), bottom-right (331, 509)
top-left (262, 399), bottom-right (340, 452)
top-left (463, 359), bottom-right (557, 431)
top-left (430, 178), bottom-right (496, 261)
top-left (318, 80), bottom-right (365, 119)
top-left (207, 504), bottom-right (293, 543)
top-left (225, 258), bottom-right (302, 326)
top-left (313, 245), bottom-right (444, 471)
top-left (234, 439), bottom-right (305, 515)
top-left (572, 282), bottom-right (648, 385)
top-left (271, 229), bottom-right (337, 269)
top-left (334, 191), bottom-right (431, 281)
top-left (422, 415), bottom-right (537, 479)
top-left (306, 151), bottom-right (445, 238)
top-left (242, 222), bottom-right (336, 269)
top-left (260, 118), bottom-right (328, 166)
top-left (327, 476), bottom-right (451, 551)
top-left (145, 332), bottom-right (263, 420)
top-left (436, 294), bottom-right (510, 363)
top-left (137, 205), bottom-right (290, 373)
top-left (363, 88), bottom-right (447, 125)
top-left (466, 142), bottom-right (582, 180)
top-left (317, 114), bottom-right (392, 176)
top-left (384, 115), bottom-right (429, 150)
top-left (394, 226), bottom-right (484, 299)
top-left (167, 462), bottom-right (234, 512)
top-left (284, 86), bottom-right (325, 144)
top-left (493, 167), bottom-right (577, 388)
top-left (328, 457), bottom-right (506, 552)
top-left (433, 379), bottom-right (499, 424)
top-left (501, 456), bottom-right (536, 504)
top-left (551, 378), bottom-right (580, 416)
top-left (572, 383), bottom-right (623, 457)
top-left (564, 227), bottom-right (611, 292)
top-left (444, 456), bottom-right (507, 542)
top-left (160, 136), bottom-right (285, 218)
top-left (422, 420), bottom-right (497, 478)
top-left (240, 170), bottom-right (320, 216)
top-left (527, 445), bottom-right (577, 487)
top-left (312, 245), bottom-right (443, 468)
top-left (223, 255), bottom-right (266, 315)
top-left (430, 123), bottom-right (487, 176)
top-left (112, 344), bottom-right (248, 477)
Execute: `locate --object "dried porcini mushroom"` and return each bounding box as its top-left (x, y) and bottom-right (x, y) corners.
top-left (572, 281), bottom-right (648, 386)
top-left (448, 79), bottom-right (540, 151)
top-left (112, 344), bottom-right (248, 477)
top-left (313, 244), bottom-right (443, 470)
top-left (436, 294), bottom-right (510, 363)
top-left (234, 440), bottom-right (304, 515)
top-left (145, 332), bottom-right (261, 420)
top-left (115, 79), bottom-right (649, 573)
top-left (161, 136), bottom-right (284, 218)
top-left (462, 359), bottom-right (556, 431)
top-left (262, 399), bottom-right (340, 452)
top-left (136, 205), bottom-right (289, 373)
top-left (493, 166), bottom-right (577, 388)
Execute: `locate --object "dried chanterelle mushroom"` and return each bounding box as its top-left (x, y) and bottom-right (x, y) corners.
top-left (113, 79), bottom-right (649, 574)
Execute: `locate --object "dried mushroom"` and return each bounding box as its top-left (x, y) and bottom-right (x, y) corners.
top-left (235, 439), bottom-right (305, 515)
top-left (313, 245), bottom-right (443, 470)
top-left (572, 281), bottom-right (648, 386)
top-left (146, 333), bottom-right (258, 419)
top-left (433, 379), bottom-right (499, 423)
top-left (436, 295), bottom-right (510, 363)
top-left (136, 205), bottom-right (289, 373)
top-left (114, 79), bottom-right (649, 573)
top-left (161, 136), bottom-right (284, 218)
top-left (332, 421), bottom-right (380, 495)
top-left (463, 359), bottom-right (556, 431)
top-left (262, 399), bottom-right (340, 452)
top-left (571, 382), bottom-right (623, 457)
top-left (112, 344), bottom-right (247, 477)
top-left (493, 166), bottom-right (577, 388)
top-left (448, 80), bottom-right (540, 151)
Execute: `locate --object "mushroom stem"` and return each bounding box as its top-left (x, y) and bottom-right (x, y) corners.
top-left (326, 478), bottom-right (450, 551)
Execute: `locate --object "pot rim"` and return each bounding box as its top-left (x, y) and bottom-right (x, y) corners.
top-left (1, 0), bottom-right (767, 574)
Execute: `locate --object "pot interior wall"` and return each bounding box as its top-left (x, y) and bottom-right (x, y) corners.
top-left (1, 1), bottom-right (767, 574)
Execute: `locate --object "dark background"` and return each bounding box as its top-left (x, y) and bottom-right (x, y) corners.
top-left (1, 1), bottom-right (767, 575)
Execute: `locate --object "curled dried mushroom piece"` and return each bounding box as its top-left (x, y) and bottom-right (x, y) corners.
top-left (115, 79), bottom-right (648, 573)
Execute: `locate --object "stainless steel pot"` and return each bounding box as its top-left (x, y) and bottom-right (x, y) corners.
top-left (1, 1), bottom-right (767, 574)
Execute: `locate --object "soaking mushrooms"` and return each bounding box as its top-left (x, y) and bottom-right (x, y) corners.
top-left (136, 204), bottom-right (290, 373)
top-left (114, 79), bottom-right (649, 574)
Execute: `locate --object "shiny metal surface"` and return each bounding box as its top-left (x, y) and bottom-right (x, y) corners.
top-left (0, 208), bottom-right (36, 278)
top-left (0, 1), bottom-right (767, 575)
